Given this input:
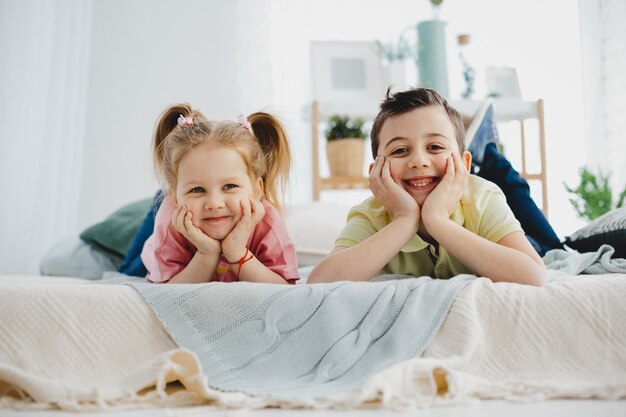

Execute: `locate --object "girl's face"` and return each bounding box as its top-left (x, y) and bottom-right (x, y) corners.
top-left (173, 143), bottom-right (262, 240)
top-left (377, 106), bottom-right (471, 206)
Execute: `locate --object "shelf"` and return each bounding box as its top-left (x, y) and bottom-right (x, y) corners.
top-left (451, 99), bottom-right (539, 122)
top-left (319, 177), bottom-right (369, 190)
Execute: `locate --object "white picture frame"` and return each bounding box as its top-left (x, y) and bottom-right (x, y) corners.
top-left (311, 41), bottom-right (385, 112)
top-left (485, 66), bottom-right (522, 98)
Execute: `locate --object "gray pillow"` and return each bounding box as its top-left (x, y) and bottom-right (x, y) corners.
top-left (40, 236), bottom-right (122, 279)
top-left (564, 207), bottom-right (626, 258)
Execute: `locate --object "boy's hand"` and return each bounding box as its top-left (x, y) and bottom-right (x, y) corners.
top-left (171, 205), bottom-right (221, 256)
top-left (221, 198), bottom-right (265, 262)
top-left (421, 152), bottom-right (468, 224)
top-left (369, 156), bottom-right (420, 226)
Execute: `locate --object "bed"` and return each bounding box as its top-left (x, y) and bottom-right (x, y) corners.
top-left (2, 201), bottom-right (626, 416)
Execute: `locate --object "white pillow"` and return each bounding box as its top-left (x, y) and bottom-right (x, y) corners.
top-left (285, 202), bottom-right (351, 266)
top-left (40, 236), bottom-right (121, 279)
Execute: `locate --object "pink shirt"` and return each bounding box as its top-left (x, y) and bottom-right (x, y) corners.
top-left (141, 197), bottom-right (300, 284)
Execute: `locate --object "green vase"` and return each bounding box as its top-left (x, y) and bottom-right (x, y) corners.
top-left (417, 20), bottom-right (449, 98)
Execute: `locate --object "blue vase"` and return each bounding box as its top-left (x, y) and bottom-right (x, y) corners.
top-left (417, 20), bottom-right (449, 98)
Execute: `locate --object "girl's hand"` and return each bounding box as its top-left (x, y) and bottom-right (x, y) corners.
top-left (221, 198), bottom-right (265, 262)
top-left (421, 152), bottom-right (468, 224)
top-left (369, 156), bottom-right (420, 225)
top-left (171, 205), bottom-right (221, 256)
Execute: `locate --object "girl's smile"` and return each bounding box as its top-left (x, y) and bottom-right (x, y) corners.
top-left (201, 215), bottom-right (231, 224)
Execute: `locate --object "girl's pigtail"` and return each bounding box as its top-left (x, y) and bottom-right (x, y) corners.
top-left (248, 112), bottom-right (292, 211)
top-left (152, 103), bottom-right (193, 189)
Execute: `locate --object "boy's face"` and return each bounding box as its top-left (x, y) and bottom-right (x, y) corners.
top-left (376, 106), bottom-right (471, 206)
top-left (172, 143), bottom-right (262, 240)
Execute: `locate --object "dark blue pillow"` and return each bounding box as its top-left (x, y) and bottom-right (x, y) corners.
top-left (564, 207), bottom-right (626, 258)
top-left (118, 190), bottom-right (164, 277)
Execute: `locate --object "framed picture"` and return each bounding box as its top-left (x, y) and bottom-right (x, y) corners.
top-left (311, 41), bottom-right (385, 111)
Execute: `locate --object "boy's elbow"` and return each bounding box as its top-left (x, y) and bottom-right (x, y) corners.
top-left (528, 264), bottom-right (548, 287)
top-left (306, 266), bottom-right (325, 284)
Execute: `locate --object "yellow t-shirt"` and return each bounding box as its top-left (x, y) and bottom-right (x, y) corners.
top-left (335, 175), bottom-right (523, 279)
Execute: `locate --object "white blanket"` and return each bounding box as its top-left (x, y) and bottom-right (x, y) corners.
top-left (1, 274), bottom-right (625, 411)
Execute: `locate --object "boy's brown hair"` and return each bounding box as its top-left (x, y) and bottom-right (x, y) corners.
top-left (370, 88), bottom-right (466, 158)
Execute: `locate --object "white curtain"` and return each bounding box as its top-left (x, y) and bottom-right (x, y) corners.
top-left (0, 0), bottom-right (93, 273)
top-left (579, 0), bottom-right (626, 191)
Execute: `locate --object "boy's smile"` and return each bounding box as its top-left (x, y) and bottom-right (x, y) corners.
top-left (377, 106), bottom-right (471, 206)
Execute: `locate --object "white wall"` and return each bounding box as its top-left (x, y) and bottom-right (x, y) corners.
top-left (79, 0), bottom-right (275, 229)
top-left (579, 0), bottom-right (626, 196)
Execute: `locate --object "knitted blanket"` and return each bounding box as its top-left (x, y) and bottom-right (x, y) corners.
top-left (129, 275), bottom-right (474, 400)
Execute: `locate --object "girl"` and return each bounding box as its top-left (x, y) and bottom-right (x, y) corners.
top-left (141, 103), bottom-right (299, 284)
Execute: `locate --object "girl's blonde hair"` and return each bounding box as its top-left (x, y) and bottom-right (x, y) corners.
top-left (152, 103), bottom-right (292, 211)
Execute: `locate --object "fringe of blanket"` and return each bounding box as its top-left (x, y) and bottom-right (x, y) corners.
top-left (0, 347), bottom-right (461, 412)
top-left (4, 348), bottom-right (624, 413)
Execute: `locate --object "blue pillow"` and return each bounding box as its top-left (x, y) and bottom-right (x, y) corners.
top-left (118, 190), bottom-right (164, 277)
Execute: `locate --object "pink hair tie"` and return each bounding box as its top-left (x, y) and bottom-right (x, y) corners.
top-left (177, 114), bottom-right (193, 127)
top-left (237, 114), bottom-right (252, 131)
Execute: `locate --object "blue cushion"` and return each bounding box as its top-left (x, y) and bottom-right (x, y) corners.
top-left (118, 190), bottom-right (164, 277)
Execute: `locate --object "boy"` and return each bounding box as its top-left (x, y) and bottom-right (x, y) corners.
top-left (308, 88), bottom-right (547, 286)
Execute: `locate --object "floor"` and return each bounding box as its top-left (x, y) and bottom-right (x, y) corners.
top-left (2, 400), bottom-right (625, 417)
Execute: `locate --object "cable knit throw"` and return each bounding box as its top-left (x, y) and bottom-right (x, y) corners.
top-left (130, 275), bottom-right (474, 399)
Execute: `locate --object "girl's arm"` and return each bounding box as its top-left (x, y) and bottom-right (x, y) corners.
top-left (167, 204), bottom-right (222, 284)
top-left (307, 214), bottom-right (419, 283)
top-left (236, 254), bottom-right (290, 284)
top-left (423, 218), bottom-right (547, 286)
top-left (168, 251), bottom-right (221, 284)
top-left (222, 198), bottom-right (290, 284)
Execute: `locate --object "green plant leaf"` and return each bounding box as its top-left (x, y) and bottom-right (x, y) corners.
top-left (564, 166), bottom-right (624, 220)
top-left (324, 115), bottom-right (367, 141)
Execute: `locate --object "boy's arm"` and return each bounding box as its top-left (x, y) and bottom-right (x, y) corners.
top-left (422, 218), bottom-right (546, 286)
top-left (308, 156), bottom-right (419, 284)
top-left (422, 153), bottom-right (546, 286)
top-left (307, 214), bottom-right (419, 283)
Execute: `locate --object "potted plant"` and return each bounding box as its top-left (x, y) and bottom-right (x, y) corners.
top-left (564, 167), bottom-right (626, 221)
top-left (325, 115), bottom-right (367, 178)
top-left (375, 36), bottom-right (416, 87)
